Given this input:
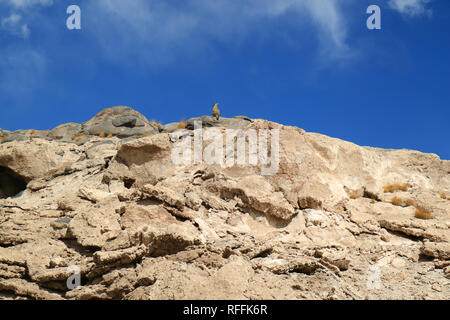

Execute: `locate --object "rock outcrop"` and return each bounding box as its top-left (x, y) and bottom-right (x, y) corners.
top-left (0, 106), bottom-right (449, 300)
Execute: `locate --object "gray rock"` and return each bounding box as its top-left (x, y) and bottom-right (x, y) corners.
top-left (74, 135), bottom-right (93, 146)
top-left (0, 133), bottom-right (27, 144)
top-left (112, 116), bottom-right (146, 128)
top-left (0, 129), bottom-right (10, 136)
top-left (186, 116), bottom-right (252, 130)
top-left (120, 136), bottom-right (140, 144)
top-left (81, 106), bottom-right (158, 138)
top-left (161, 122), bottom-right (182, 133)
top-left (234, 115), bottom-right (253, 122)
top-left (50, 123), bottom-right (82, 142)
top-left (55, 217), bottom-right (72, 224)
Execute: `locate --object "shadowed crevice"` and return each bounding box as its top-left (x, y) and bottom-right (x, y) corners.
top-left (0, 166), bottom-right (27, 199)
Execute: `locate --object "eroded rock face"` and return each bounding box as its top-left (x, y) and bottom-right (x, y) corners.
top-left (0, 107), bottom-right (449, 300)
top-left (0, 140), bottom-right (83, 181)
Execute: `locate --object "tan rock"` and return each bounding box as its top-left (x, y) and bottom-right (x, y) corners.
top-left (1, 110), bottom-right (449, 300)
top-left (420, 242), bottom-right (450, 260)
top-left (0, 278), bottom-right (63, 300)
top-left (0, 140), bottom-right (82, 181)
top-left (78, 185), bottom-right (117, 204)
top-left (141, 184), bottom-right (185, 210)
top-left (67, 209), bottom-right (121, 248)
top-left (218, 175), bottom-right (297, 221)
top-left (391, 257), bottom-right (407, 269)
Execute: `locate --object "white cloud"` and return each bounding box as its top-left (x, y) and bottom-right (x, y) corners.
top-left (0, 0), bottom-right (353, 64)
top-left (0, 0), bottom-right (53, 38)
top-left (1, 13), bottom-right (29, 38)
top-left (1, 12), bottom-right (21, 25)
top-left (388, 0), bottom-right (432, 17)
top-left (86, 0), bottom-right (351, 66)
top-left (0, 0), bottom-right (51, 96)
top-left (301, 0), bottom-right (350, 58)
top-left (4, 0), bottom-right (53, 9)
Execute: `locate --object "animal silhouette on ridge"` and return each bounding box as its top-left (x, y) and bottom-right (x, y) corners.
top-left (212, 103), bottom-right (220, 121)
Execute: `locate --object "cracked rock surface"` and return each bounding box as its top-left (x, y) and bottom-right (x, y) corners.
top-left (0, 106), bottom-right (449, 300)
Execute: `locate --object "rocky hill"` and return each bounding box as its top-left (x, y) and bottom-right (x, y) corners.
top-left (0, 106), bottom-right (449, 300)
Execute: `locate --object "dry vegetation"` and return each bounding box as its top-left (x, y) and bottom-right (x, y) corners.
top-left (405, 198), bottom-right (414, 207)
top-left (391, 196), bottom-right (404, 207)
top-left (149, 120), bottom-right (162, 128)
top-left (347, 190), bottom-right (360, 199)
top-left (176, 122), bottom-right (187, 130)
top-left (414, 206), bottom-right (433, 220)
top-left (440, 192), bottom-right (447, 199)
top-left (384, 183), bottom-right (408, 193)
top-left (390, 197), bottom-right (415, 207)
top-left (0, 135), bottom-right (5, 141)
top-left (72, 135), bottom-right (85, 142)
top-left (97, 132), bottom-right (113, 138)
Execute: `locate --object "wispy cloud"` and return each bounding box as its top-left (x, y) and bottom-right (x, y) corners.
top-left (86, 0), bottom-right (352, 66)
top-left (3, 0), bottom-right (53, 9)
top-left (1, 13), bottom-right (29, 38)
top-left (0, 46), bottom-right (46, 97)
top-left (0, 0), bottom-right (53, 37)
top-left (0, 0), bottom-right (359, 66)
top-left (0, 0), bottom-right (437, 100)
top-left (0, 0), bottom-right (52, 97)
top-left (388, 0), bottom-right (432, 17)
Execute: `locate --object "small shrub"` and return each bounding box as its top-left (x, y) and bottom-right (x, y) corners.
top-left (98, 132), bottom-right (106, 138)
top-left (107, 133), bottom-right (113, 138)
top-left (440, 192), bottom-right (447, 199)
top-left (405, 198), bottom-right (414, 207)
top-left (150, 120), bottom-right (162, 128)
top-left (73, 135), bottom-right (85, 142)
top-left (414, 206), bottom-right (432, 220)
top-left (30, 129), bottom-right (36, 135)
top-left (176, 122), bottom-right (187, 130)
top-left (348, 192), bottom-right (360, 199)
top-left (370, 199), bottom-right (376, 204)
top-left (391, 197), bottom-right (403, 207)
top-left (384, 183), bottom-right (408, 193)
top-left (0, 135), bottom-right (5, 141)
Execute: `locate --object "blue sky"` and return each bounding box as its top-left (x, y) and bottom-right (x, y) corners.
top-left (0, 0), bottom-right (449, 159)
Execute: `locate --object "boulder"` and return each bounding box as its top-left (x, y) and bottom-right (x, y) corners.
top-left (81, 106), bottom-right (158, 138)
top-left (0, 140), bottom-right (82, 181)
